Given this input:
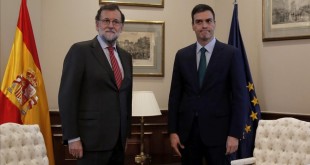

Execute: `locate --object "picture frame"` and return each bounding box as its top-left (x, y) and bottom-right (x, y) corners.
top-left (263, 0), bottom-right (310, 41)
top-left (117, 20), bottom-right (165, 77)
top-left (99, 0), bottom-right (164, 8)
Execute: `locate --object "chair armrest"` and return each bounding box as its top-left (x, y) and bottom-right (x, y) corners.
top-left (231, 157), bottom-right (256, 165)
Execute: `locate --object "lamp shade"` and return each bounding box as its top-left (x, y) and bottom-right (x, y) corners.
top-left (132, 91), bottom-right (161, 117)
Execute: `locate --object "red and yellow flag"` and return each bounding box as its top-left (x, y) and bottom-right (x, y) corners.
top-left (0, 0), bottom-right (55, 164)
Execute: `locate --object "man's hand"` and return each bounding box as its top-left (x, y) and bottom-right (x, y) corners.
top-left (170, 133), bottom-right (184, 157)
top-left (125, 138), bottom-right (129, 152)
top-left (69, 140), bottom-right (83, 159)
top-left (226, 136), bottom-right (239, 155)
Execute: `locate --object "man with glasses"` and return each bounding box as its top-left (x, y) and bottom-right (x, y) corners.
top-left (59, 4), bottom-right (132, 165)
top-left (168, 4), bottom-right (247, 165)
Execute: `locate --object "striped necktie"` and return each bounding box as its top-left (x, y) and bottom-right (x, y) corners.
top-left (107, 46), bottom-right (122, 89)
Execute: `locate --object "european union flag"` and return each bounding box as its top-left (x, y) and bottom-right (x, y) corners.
top-left (228, 2), bottom-right (261, 159)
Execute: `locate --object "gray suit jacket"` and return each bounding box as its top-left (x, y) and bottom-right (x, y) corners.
top-left (59, 36), bottom-right (132, 151)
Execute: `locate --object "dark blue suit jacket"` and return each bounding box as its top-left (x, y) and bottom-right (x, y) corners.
top-left (168, 40), bottom-right (247, 146)
top-left (59, 37), bottom-right (133, 151)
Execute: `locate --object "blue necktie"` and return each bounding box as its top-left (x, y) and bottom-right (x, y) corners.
top-left (198, 47), bottom-right (207, 88)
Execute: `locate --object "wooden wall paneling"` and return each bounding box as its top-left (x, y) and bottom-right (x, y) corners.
top-left (50, 111), bottom-right (180, 165)
top-left (50, 111), bottom-right (310, 165)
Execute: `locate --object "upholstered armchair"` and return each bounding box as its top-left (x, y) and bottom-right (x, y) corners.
top-left (0, 123), bottom-right (49, 165)
top-left (231, 117), bottom-right (310, 165)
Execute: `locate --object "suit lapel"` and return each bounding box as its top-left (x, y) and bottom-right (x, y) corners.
top-left (90, 37), bottom-right (117, 88)
top-left (206, 41), bottom-right (223, 74)
top-left (185, 44), bottom-right (201, 92)
top-left (116, 46), bottom-right (130, 90)
top-left (201, 41), bottom-right (224, 90)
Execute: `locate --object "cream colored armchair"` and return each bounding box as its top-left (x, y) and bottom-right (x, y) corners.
top-left (231, 117), bottom-right (310, 165)
top-left (0, 123), bottom-right (49, 165)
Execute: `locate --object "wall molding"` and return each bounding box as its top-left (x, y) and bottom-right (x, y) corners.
top-left (261, 111), bottom-right (310, 122)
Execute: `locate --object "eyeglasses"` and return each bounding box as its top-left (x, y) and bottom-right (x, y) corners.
top-left (99, 19), bottom-right (122, 26)
top-left (194, 19), bottom-right (215, 25)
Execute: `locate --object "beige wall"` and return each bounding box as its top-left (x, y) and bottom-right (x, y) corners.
top-left (1, 0), bottom-right (309, 115)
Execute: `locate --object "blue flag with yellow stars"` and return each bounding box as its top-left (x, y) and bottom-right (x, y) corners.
top-left (228, 3), bottom-right (261, 159)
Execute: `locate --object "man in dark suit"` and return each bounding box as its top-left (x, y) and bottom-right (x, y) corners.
top-left (168, 4), bottom-right (247, 165)
top-left (58, 4), bottom-right (132, 165)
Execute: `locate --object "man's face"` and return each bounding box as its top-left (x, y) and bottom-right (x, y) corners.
top-left (96, 10), bottom-right (123, 45)
top-left (192, 10), bottom-right (216, 45)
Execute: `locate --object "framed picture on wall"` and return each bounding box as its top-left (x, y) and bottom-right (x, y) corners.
top-left (117, 20), bottom-right (165, 77)
top-left (99, 0), bottom-right (164, 8)
top-left (263, 0), bottom-right (310, 41)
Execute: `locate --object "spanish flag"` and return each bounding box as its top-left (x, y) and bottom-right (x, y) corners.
top-left (0, 0), bottom-right (55, 164)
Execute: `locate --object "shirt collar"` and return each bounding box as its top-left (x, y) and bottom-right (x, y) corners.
top-left (196, 37), bottom-right (216, 54)
top-left (97, 35), bottom-right (116, 49)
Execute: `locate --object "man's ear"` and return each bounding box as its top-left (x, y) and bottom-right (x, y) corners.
top-left (95, 21), bottom-right (99, 31)
top-left (120, 24), bottom-right (124, 32)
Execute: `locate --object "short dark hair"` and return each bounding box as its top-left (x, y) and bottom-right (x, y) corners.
top-left (191, 4), bottom-right (215, 24)
top-left (95, 3), bottom-right (125, 23)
